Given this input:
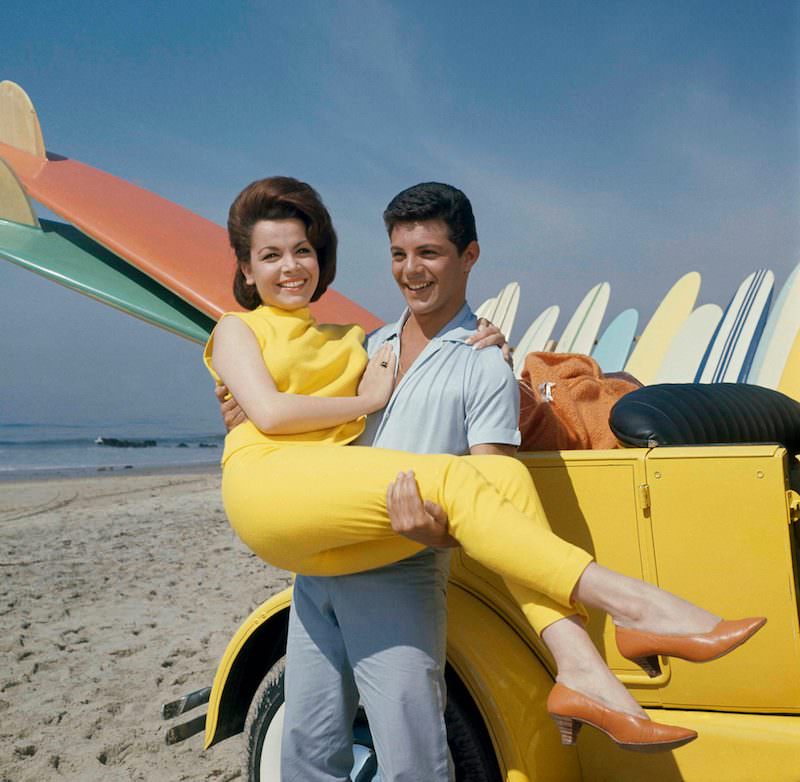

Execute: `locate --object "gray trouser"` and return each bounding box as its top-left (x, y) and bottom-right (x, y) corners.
top-left (281, 549), bottom-right (453, 782)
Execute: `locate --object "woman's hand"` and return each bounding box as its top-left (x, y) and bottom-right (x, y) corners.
top-left (466, 318), bottom-right (512, 364)
top-left (357, 344), bottom-right (397, 413)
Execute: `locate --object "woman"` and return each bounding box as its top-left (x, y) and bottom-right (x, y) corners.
top-left (205, 176), bottom-right (764, 752)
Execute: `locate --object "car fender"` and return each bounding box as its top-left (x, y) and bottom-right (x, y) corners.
top-left (446, 583), bottom-right (582, 782)
top-left (204, 586), bottom-right (292, 749)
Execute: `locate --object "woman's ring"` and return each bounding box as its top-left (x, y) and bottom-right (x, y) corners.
top-left (380, 361), bottom-right (389, 368)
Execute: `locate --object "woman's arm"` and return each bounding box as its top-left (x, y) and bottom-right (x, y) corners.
top-left (210, 316), bottom-right (395, 435)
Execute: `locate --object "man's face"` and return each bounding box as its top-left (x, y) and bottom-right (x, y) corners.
top-left (390, 219), bottom-right (478, 319)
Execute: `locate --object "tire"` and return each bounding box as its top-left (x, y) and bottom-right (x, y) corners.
top-left (243, 657), bottom-right (286, 782)
top-left (244, 656), bottom-right (501, 782)
top-left (445, 670), bottom-right (502, 782)
top-left (243, 656), bottom-right (379, 782)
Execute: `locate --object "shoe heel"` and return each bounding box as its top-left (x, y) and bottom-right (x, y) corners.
top-left (632, 655), bottom-right (661, 678)
top-left (551, 714), bottom-right (581, 745)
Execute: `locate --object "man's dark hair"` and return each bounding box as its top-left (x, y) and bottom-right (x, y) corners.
top-left (383, 182), bottom-right (477, 254)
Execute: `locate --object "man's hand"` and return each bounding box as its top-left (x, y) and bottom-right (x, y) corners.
top-left (215, 384), bottom-right (247, 432)
top-left (386, 471), bottom-right (459, 548)
top-left (466, 318), bottom-right (512, 364)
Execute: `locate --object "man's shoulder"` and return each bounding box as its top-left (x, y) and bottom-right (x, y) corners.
top-left (456, 338), bottom-right (512, 378)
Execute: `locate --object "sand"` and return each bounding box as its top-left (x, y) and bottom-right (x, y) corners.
top-left (0, 467), bottom-right (292, 781)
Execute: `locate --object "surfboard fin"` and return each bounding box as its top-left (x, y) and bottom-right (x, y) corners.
top-left (0, 158), bottom-right (40, 227)
top-left (0, 81), bottom-right (46, 159)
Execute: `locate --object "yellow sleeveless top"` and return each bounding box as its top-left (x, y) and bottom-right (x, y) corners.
top-left (203, 305), bottom-right (368, 464)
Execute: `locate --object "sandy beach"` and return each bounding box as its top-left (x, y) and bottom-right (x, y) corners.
top-left (1, 467), bottom-right (291, 782)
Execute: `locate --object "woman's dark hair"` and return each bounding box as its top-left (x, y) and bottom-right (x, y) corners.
top-left (228, 176), bottom-right (337, 309)
top-left (383, 182), bottom-right (477, 253)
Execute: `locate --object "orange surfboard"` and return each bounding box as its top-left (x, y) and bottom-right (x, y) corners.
top-left (0, 84), bottom-right (382, 331)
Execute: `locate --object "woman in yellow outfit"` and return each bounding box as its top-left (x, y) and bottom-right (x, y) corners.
top-left (206, 176), bottom-right (764, 752)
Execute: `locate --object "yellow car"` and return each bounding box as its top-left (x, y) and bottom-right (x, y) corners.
top-left (163, 385), bottom-right (800, 781)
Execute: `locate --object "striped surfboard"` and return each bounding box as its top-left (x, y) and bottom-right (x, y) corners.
top-left (747, 260), bottom-right (800, 389)
top-left (695, 269), bottom-right (774, 383)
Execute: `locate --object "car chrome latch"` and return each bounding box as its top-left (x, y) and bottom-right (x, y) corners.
top-left (787, 490), bottom-right (800, 524)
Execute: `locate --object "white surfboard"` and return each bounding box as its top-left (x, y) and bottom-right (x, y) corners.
top-left (513, 305), bottom-right (560, 378)
top-left (624, 272), bottom-right (701, 385)
top-left (591, 308), bottom-right (639, 373)
top-left (555, 282), bottom-right (610, 355)
top-left (747, 261), bottom-right (800, 389)
top-left (655, 304), bottom-right (723, 383)
top-left (474, 296), bottom-right (496, 319)
top-left (491, 282), bottom-right (520, 342)
top-left (695, 269), bottom-right (774, 383)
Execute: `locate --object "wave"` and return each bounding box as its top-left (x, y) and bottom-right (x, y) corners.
top-left (0, 435), bottom-right (223, 448)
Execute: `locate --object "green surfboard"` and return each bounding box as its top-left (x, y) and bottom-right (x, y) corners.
top-left (0, 217), bottom-right (214, 343)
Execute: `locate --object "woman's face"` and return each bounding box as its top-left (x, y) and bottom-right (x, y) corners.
top-left (242, 218), bottom-right (320, 309)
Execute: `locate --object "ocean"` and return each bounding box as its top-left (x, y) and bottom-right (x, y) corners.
top-left (0, 421), bottom-right (225, 478)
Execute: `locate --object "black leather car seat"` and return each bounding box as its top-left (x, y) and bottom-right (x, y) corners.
top-left (609, 383), bottom-right (800, 456)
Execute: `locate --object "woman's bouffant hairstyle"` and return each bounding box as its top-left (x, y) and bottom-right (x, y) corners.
top-left (228, 176), bottom-right (337, 309)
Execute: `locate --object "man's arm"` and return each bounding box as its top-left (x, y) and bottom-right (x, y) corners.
top-left (215, 384), bottom-right (247, 430)
top-left (386, 440), bottom-right (518, 547)
top-left (469, 443), bottom-right (517, 457)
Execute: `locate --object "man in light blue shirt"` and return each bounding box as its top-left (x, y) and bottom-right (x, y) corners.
top-left (279, 183), bottom-right (521, 781)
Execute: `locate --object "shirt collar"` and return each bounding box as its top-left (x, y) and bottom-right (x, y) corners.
top-left (384, 302), bottom-right (477, 344)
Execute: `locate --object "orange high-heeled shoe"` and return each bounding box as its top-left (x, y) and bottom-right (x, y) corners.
top-left (547, 683), bottom-right (697, 752)
top-left (616, 617), bottom-right (767, 678)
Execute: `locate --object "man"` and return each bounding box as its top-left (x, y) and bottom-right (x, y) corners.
top-left (220, 182), bottom-right (519, 781)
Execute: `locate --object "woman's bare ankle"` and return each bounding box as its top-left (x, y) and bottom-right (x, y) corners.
top-left (574, 564), bottom-right (720, 635)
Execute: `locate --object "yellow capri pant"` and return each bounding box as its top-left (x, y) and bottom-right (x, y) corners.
top-left (222, 445), bottom-right (593, 634)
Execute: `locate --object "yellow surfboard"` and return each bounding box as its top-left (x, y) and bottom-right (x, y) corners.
top-left (624, 271), bottom-right (701, 385)
top-left (778, 329), bottom-right (800, 402)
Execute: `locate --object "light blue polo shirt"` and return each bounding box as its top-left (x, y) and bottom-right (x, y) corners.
top-left (355, 302), bottom-right (521, 454)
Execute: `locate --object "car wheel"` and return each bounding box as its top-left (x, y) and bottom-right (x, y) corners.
top-left (445, 670), bottom-right (502, 782)
top-left (244, 657), bottom-right (501, 782)
top-left (243, 657), bottom-right (380, 781)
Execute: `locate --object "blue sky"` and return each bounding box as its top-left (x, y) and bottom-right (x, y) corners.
top-left (2, 0), bottom-right (798, 431)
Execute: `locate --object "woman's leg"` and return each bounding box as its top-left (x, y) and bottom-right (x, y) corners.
top-left (458, 455), bottom-right (589, 631)
top-left (223, 445), bottom-right (591, 618)
top-left (434, 454), bottom-right (721, 718)
top-left (573, 563), bottom-right (720, 635)
top-left (225, 443), bottom-right (759, 736)
top-left (542, 616), bottom-right (646, 718)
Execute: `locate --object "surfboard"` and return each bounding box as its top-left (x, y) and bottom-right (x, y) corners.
top-left (624, 272), bottom-right (701, 385)
top-left (695, 269), bottom-right (774, 383)
top-left (0, 83), bottom-right (382, 331)
top-left (0, 217), bottom-right (215, 343)
top-left (491, 282), bottom-right (520, 342)
top-left (0, 81), bottom-right (45, 158)
top-left (512, 305), bottom-right (559, 378)
top-left (555, 282), bottom-right (610, 355)
top-left (474, 296), bottom-right (497, 320)
top-left (777, 329), bottom-right (800, 401)
top-left (0, 158), bottom-right (39, 227)
top-left (591, 308), bottom-right (638, 373)
top-left (748, 261), bottom-right (800, 389)
top-left (654, 304), bottom-right (723, 383)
